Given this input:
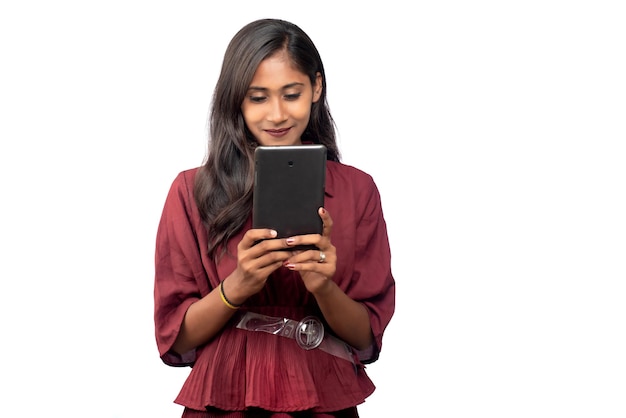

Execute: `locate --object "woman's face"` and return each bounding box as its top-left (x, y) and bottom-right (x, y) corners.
top-left (241, 50), bottom-right (322, 146)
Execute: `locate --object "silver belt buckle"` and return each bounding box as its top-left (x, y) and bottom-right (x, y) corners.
top-left (295, 316), bottom-right (324, 350)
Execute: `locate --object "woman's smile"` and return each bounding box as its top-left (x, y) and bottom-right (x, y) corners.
top-left (264, 127), bottom-right (292, 137)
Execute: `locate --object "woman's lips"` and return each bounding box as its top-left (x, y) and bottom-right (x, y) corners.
top-left (265, 128), bottom-right (291, 137)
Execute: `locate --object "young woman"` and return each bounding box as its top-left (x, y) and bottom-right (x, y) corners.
top-left (154, 18), bottom-right (395, 417)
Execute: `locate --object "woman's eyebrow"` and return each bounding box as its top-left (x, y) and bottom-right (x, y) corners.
top-left (247, 82), bottom-right (305, 92)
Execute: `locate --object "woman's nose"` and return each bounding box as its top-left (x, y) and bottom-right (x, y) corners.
top-left (266, 98), bottom-right (287, 123)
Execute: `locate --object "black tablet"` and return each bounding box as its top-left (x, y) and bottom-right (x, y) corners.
top-left (252, 144), bottom-right (327, 250)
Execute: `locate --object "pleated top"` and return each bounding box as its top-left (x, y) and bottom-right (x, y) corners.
top-left (154, 161), bottom-right (395, 413)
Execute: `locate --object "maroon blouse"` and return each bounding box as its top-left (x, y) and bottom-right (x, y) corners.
top-left (154, 161), bottom-right (396, 414)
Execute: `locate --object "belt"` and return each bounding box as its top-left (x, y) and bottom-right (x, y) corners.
top-left (235, 311), bottom-right (355, 364)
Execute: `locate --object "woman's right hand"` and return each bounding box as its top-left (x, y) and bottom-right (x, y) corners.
top-left (223, 228), bottom-right (291, 305)
top-left (173, 229), bottom-right (290, 355)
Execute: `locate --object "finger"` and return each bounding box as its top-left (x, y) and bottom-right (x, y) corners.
top-left (285, 247), bottom-right (333, 265)
top-left (244, 241), bottom-right (292, 270)
top-left (256, 256), bottom-right (289, 274)
top-left (239, 248), bottom-right (290, 280)
top-left (284, 254), bottom-right (336, 275)
top-left (318, 207), bottom-right (333, 237)
top-left (284, 234), bottom-right (323, 250)
top-left (240, 228), bottom-right (278, 250)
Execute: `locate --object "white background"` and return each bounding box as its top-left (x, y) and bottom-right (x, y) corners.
top-left (1, 1), bottom-right (625, 417)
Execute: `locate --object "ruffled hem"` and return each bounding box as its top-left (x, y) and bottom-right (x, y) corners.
top-left (174, 308), bottom-right (375, 412)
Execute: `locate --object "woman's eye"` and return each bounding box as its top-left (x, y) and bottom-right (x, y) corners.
top-left (284, 93), bottom-right (301, 101)
top-left (249, 96), bottom-right (266, 103)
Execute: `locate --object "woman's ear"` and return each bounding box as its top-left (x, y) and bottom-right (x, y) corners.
top-left (312, 72), bottom-right (323, 103)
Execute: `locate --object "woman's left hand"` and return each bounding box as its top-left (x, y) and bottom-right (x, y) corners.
top-left (283, 207), bottom-right (336, 295)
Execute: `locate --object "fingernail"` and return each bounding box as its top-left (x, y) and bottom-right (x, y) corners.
top-left (270, 230), bottom-right (277, 237)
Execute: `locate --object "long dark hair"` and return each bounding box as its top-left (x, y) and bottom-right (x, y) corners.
top-left (194, 18), bottom-right (340, 259)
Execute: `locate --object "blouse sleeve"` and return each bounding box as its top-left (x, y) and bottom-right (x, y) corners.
top-left (346, 172), bottom-right (396, 364)
top-left (153, 169), bottom-right (207, 367)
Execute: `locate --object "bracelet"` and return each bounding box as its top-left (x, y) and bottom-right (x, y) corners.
top-left (220, 280), bottom-right (242, 310)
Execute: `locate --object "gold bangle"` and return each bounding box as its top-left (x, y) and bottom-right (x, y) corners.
top-left (220, 280), bottom-right (241, 310)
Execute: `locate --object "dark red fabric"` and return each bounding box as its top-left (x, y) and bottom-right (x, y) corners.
top-left (154, 161), bottom-right (395, 413)
top-left (182, 406), bottom-right (359, 417)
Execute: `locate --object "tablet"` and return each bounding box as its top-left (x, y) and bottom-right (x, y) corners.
top-left (253, 144), bottom-right (327, 250)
